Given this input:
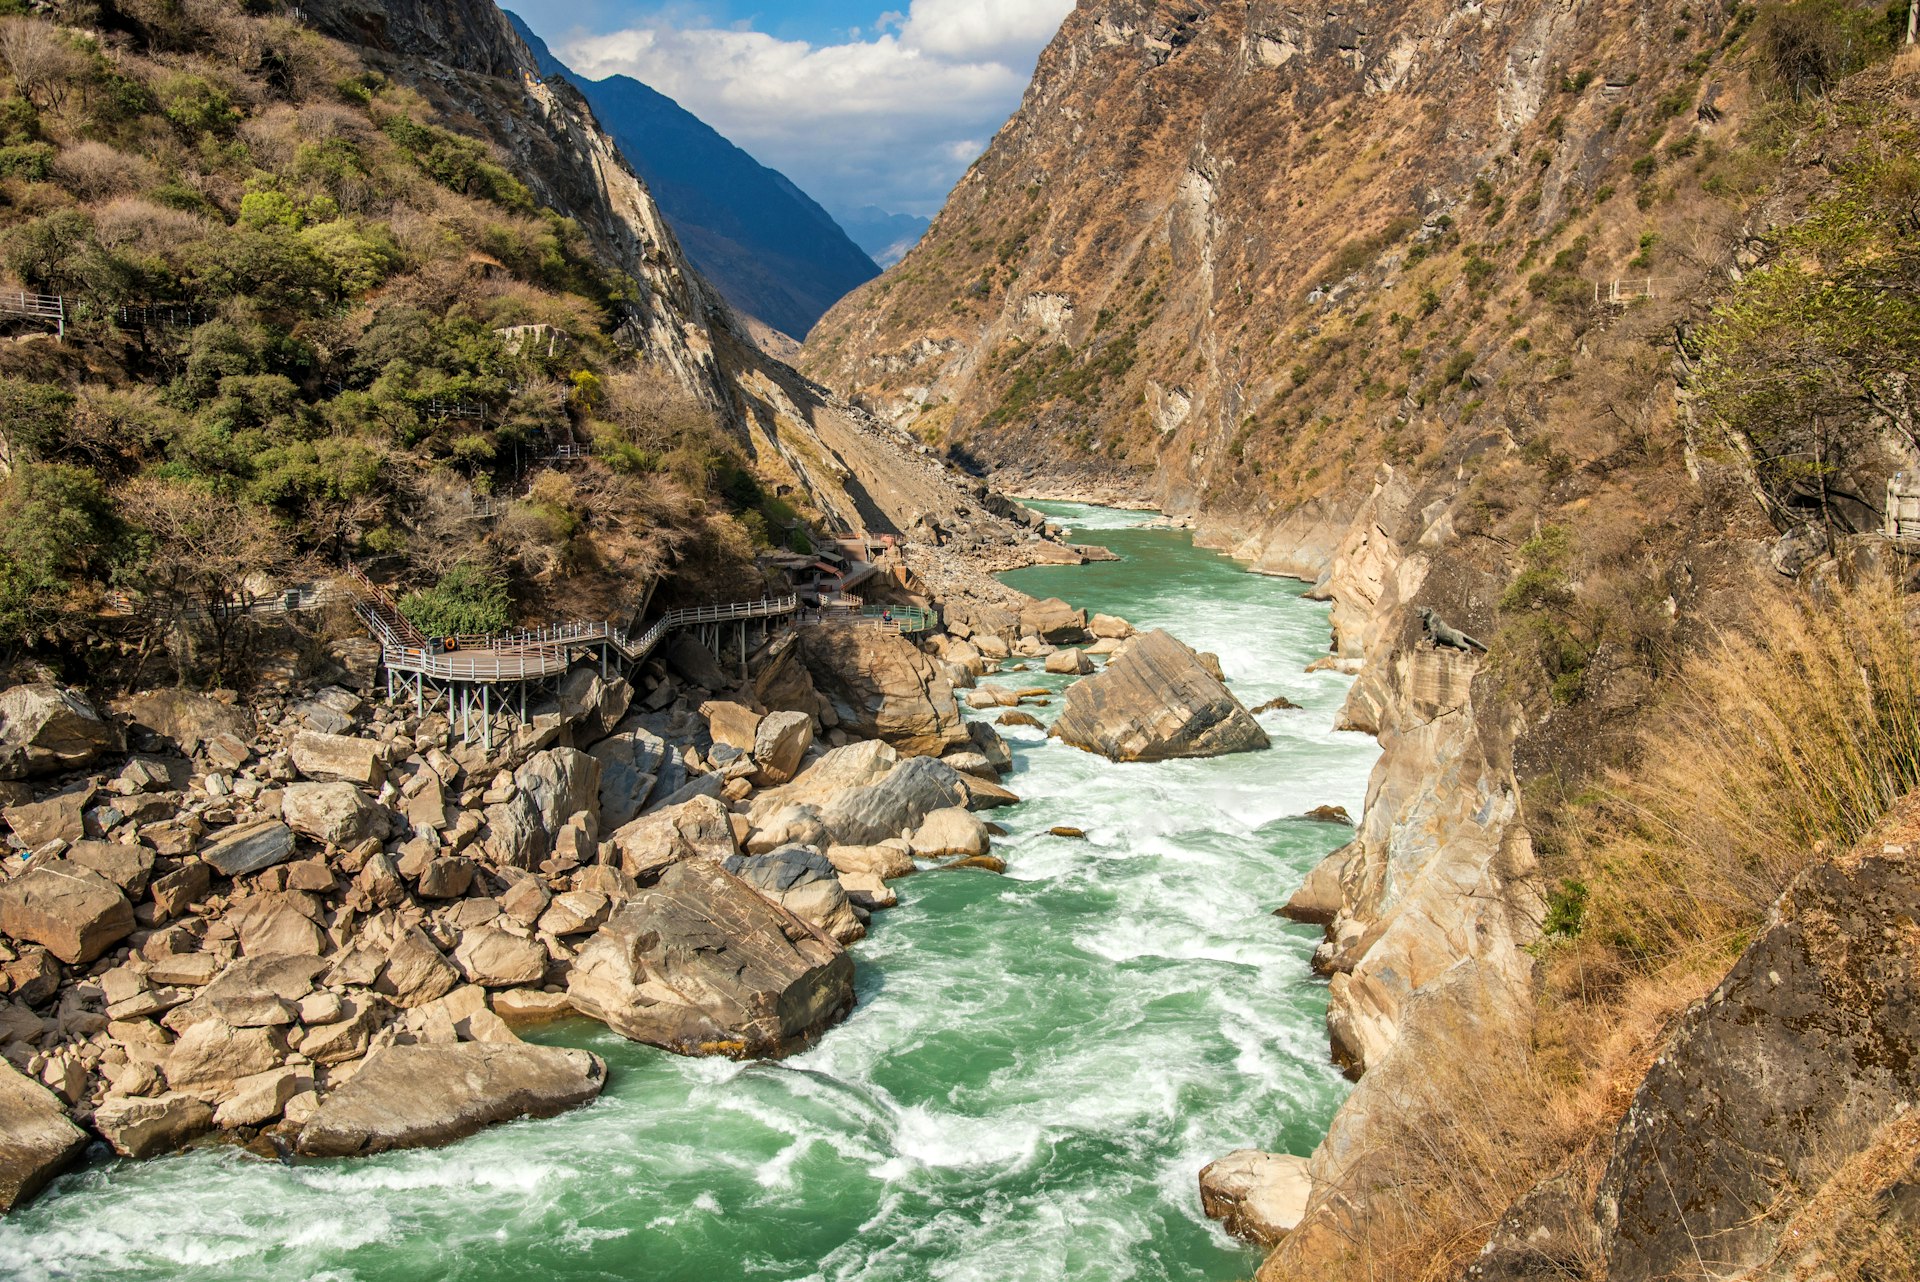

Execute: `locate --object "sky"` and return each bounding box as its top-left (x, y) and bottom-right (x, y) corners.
top-left (508, 0), bottom-right (1075, 219)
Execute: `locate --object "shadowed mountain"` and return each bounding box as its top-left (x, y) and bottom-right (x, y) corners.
top-left (508, 12), bottom-right (880, 341)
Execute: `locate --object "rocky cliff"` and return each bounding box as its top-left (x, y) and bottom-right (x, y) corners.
top-left (806, 1), bottom-right (1920, 1276)
top-left (304, 0), bottom-right (1065, 578)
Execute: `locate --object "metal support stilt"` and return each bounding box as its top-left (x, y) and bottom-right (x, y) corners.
top-left (482, 683), bottom-right (491, 755)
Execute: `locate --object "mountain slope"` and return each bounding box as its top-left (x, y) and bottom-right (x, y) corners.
top-left (507, 12), bottom-right (880, 342)
top-left (802, 1), bottom-right (1920, 1279)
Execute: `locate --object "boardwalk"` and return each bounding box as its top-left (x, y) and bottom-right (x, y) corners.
top-left (341, 566), bottom-right (935, 746)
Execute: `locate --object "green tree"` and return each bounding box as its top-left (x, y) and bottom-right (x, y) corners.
top-left (398, 563), bottom-right (512, 638)
top-left (0, 463), bottom-right (128, 648)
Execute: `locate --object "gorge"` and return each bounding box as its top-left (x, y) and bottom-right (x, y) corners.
top-left (1, 0), bottom-right (1918, 1279)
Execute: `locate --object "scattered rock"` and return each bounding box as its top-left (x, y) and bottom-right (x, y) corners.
top-left (752, 711), bottom-right (814, 786)
top-left (63, 841), bottom-right (155, 898)
top-left (1089, 614), bottom-right (1134, 640)
top-left (2, 788), bottom-right (90, 848)
top-left (453, 929), bottom-right (548, 989)
top-left (908, 808), bottom-right (990, 858)
top-left (296, 1043), bottom-right (607, 1157)
top-left (1050, 827), bottom-right (1088, 840)
top-left (820, 757), bottom-right (970, 846)
top-left (724, 847), bottom-right (864, 944)
top-left (951, 855), bottom-right (1007, 873)
top-left (568, 858), bottom-right (854, 1057)
top-left (588, 730), bottom-right (663, 832)
top-left (1044, 648), bottom-right (1095, 675)
top-left (377, 928), bottom-right (461, 1008)
top-left (112, 690), bottom-right (254, 757)
top-left (282, 782), bottom-right (387, 848)
top-left (1250, 696), bottom-right (1303, 715)
top-left (1050, 630), bottom-right (1269, 762)
top-left (610, 794), bottom-right (737, 882)
top-left (1021, 598), bottom-right (1090, 644)
top-left (289, 731), bottom-right (387, 788)
top-left (212, 1066), bottom-right (301, 1129)
top-left (997, 710), bottom-right (1045, 730)
top-left (92, 1092), bottom-right (214, 1159)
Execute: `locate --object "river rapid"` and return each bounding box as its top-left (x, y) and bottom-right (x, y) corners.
top-left (0, 502), bottom-right (1379, 1282)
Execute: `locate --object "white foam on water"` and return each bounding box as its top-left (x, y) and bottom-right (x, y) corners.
top-left (0, 503), bottom-right (1380, 1282)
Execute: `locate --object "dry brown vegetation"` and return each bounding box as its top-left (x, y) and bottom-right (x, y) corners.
top-left (1321, 573), bottom-right (1920, 1282)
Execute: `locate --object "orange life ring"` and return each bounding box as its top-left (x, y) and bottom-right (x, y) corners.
top-left (442, 637), bottom-right (460, 652)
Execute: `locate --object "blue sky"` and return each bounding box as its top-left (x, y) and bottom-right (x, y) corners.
top-left (509, 1), bottom-right (1074, 219)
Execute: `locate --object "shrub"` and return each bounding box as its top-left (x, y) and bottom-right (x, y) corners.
top-left (398, 563), bottom-right (511, 638)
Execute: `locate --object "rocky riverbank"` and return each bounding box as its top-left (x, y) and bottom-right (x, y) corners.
top-left (0, 588), bottom-right (1240, 1211)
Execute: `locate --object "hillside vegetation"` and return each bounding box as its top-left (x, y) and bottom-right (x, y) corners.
top-left (0, 0), bottom-right (802, 686)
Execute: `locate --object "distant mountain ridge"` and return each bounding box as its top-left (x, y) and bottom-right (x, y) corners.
top-left (835, 207), bottom-right (932, 268)
top-left (508, 12), bottom-right (879, 341)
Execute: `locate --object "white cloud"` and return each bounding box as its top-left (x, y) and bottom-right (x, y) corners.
top-left (543, 0), bottom-right (1073, 218)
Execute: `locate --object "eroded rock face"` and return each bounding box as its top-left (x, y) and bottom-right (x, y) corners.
top-left (112, 690), bottom-right (254, 758)
top-left (724, 847), bottom-right (864, 944)
top-left (818, 757), bottom-right (970, 846)
top-left (798, 627), bottom-right (968, 758)
top-left (1484, 842), bottom-right (1920, 1281)
top-left (0, 685), bottom-right (121, 780)
top-left (0, 862), bottom-right (135, 964)
top-left (1050, 630), bottom-right (1268, 762)
top-left (0, 1060), bottom-right (87, 1211)
top-left (568, 858), bottom-right (854, 1057)
top-left (295, 1043), bottom-right (606, 1157)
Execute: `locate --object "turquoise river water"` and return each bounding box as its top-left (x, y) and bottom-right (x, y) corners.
top-left (0, 502), bottom-right (1379, 1282)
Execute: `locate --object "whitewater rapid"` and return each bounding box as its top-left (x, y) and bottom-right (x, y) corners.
top-left (0, 503), bottom-right (1378, 1282)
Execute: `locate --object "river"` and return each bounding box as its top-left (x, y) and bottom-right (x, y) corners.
top-left (0, 503), bottom-right (1379, 1282)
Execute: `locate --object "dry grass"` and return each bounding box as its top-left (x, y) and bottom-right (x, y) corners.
top-left (1575, 574), bottom-right (1920, 967)
top-left (1308, 576), bottom-right (1920, 1282)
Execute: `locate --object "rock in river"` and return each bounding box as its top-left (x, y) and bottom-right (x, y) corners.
top-left (1049, 630), bottom-right (1269, 762)
top-left (296, 1043), bottom-right (607, 1157)
top-left (568, 857), bottom-right (854, 1058)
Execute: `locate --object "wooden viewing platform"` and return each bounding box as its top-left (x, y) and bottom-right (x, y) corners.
top-left (340, 566), bottom-right (936, 747)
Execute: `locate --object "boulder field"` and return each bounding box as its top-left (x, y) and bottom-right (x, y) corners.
top-left (0, 597), bottom-right (1278, 1207)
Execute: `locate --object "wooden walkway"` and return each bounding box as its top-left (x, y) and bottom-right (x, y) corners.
top-left (341, 566), bottom-right (935, 745)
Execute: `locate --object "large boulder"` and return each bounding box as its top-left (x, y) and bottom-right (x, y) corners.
top-left (2, 787), bottom-right (90, 849)
top-left (113, 689), bottom-right (254, 756)
top-left (699, 701), bottom-right (762, 754)
top-left (295, 1043), bottom-right (606, 1157)
top-left (0, 861), bottom-right (134, 964)
top-left (0, 1059), bottom-right (87, 1211)
top-left (1050, 630), bottom-right (1269, 762)
top-left (162, 1019), bottom-right (287, 1094)
top-left (0, 684), bottom-right (121, 780)
top-left (568, 858), bottom-right (854, 1057)
top-left (723, 847), bottom-right (864, 944)
top-left (516, 747), bottom-right (600, 838)
top-left (819, 756), bottom-right (970, 846)
top-left (751, 740), bottom-right (899, 816)
top-left (752, 711), bottom-right (814, 786)
top-left (907, 807), bottom-right (990, 859)
top-left (92, 1092), bottom-right (214, 1159)
top-left (1020, 598), bottom-right (1090, 644)
top-left (281, 782), bottom-right (385, 848)
top-left (797, 627), bottom-right (967, 757)
top-left (1200, 1150), bottom-right (1312, 1247)
top-left (608, 794), bottom-right (737, 882)
top-left (557, 668), bottom-right (630, 742)
top-left (452, 929), bottom-right (548, 988)
top-left (290, 731), bottom-right (387, 787)
top-left (588, 730), bottom-right (664, 831)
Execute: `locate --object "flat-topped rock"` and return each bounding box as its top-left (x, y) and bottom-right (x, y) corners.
top-left (1200, 1149), bottom-right (1312, 1246)
top-left (0, 861), bottom-right (134, 964)
top-left (568, 857), bottom-right (854, 1058)
top-left (1050, 630), bottom-right (1269, 762)
top-left (295, 1043), bottom-right (606, 1157)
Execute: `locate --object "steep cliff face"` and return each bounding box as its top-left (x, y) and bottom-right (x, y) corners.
top-left (804, 0), bottom-right (1742, 520)
top-left (304, 0), bottom-right (1054, 568)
